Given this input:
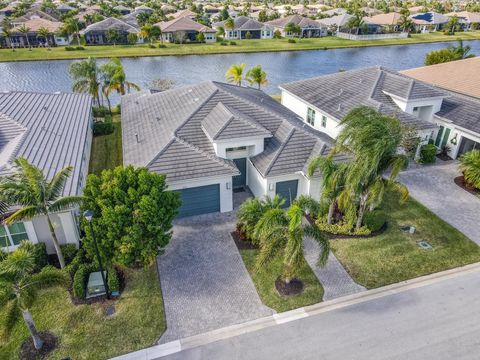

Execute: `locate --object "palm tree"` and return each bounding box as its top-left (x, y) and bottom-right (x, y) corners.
top-left (17, 24), bottom-right (30, 48)
top-left (284, 22), bottom-right (301, 37)
top-left (36, 27), bottom-right (50, 47)
top-left (307, 156), bottom-right (349, 224)
top-left (253, 199), bottom-right (329, 286)
top-left (100, 58), bottom-right (140, 97)
top-left (224, 17), bottom-right (235, 31)
top-left (0, 158), bottom-right (84, 268)
top-left (1, 28), bottom-right (12, 48)
top-left (459, 150), bottom-right (480, 190)
top-left (333, 106), bottom-right (409, 230)
top-left (449, 39), bottom-right (475, 60)
top-left (245, 65), bottom-right (268, 89)
top-left (0, 245), bottom-right (69, 350)
top-left (225, 63), bottom-right (245, 86)
top-left (64, 17), bottom-right (81, 45)
top-left (69, 57), bottom-right (101, 106)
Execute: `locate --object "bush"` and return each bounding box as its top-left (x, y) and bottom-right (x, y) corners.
top-left (273, 30), bottom-right (282, 39)
top-left (419, 143), bottom-right (437, 164)
top-left (64, 248), bottom-right (86, 278)
top-left (73, 264), bottom-right (91, 299)
top-left (65, 46), bottom-right (84, 51)
top-left (229, 41), bottom-right (237, 45)
top-left (60, 244), bottom-right (78, 265)
top-left (92, 106), bottom-right (111, 117)
top-left (158, 44), bottom-right (166, 48)
top-left (75, 46), bottom-right (85, 50)
top-left (288, 38), bottom-right (296, 43)
top-left (108, 266), bottom-right (120, 293)
top-left (363, 210), bottom-right (386, 232)
top-left (245, 31), bottom-right (252, 39)
top-left (148, 44), bottom-right (156, 48)
top-left (19, 241), bottom-right (48, 272)
top-left (316, 219), bottom-right (371, 236)
top-left (220, 41), bottom-right (228, 46)
top-left (93, 121), bottom-right (114, 136)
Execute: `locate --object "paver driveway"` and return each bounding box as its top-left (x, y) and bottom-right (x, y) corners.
top-left (398, 162), bottom-right (480, 245)
top-left (157, 211), bottom-right (273, 343)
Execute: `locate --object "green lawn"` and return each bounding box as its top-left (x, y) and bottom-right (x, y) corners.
top-left (89, 115), bottom-right (123, 175)
top-left (0, 266), bottom-right (166, 359)
top-left (331, 192), bottom-right (480, 289)
top-left (2, 32), bottom-right (480, 62)
top-left (240, 249), bottom-right (323, 312)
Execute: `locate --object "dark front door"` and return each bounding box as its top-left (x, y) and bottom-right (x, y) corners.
top-left (232, 158), bottom-right (247, 189)
top-left (275, 180), bottom-right (298, 207)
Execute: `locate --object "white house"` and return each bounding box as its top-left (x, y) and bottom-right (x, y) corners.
top-left (121, 82), bottom-right (337, 217)
top-left (0, 91), bottom-right (92, 253)
top-left (212, 16), bottom-right (274, 39)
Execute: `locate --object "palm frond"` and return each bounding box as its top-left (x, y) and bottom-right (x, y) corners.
top-left (4, 206), bottom-right (42, 224)
top-left (46, 166), bottom-right (73, 201)
top-left (24, 266), bottom-right (70, 291)
top-left (1, 299), bottom-right (20, 337)
top-left (49, 196), bottom-right (84, 213)
top-left (303, 224), bottom-right (330, 267)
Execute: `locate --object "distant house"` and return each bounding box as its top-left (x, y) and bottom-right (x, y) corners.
top-left (319, 13), bottom-right (353, 30)
top-left (4, 18), bottom-right (67, 47)
top-left (249, 8), bottom-right (277, 21)
top-left (56, 3), bottom-right (75, 14)
top-left (0, 91), bottom-right (92, 253)
top-left (410, 11), bottom-right (449, 32)
top-left (11, 10), bottom-right (58, 26)
top-left (0, 3), bottom-right (17, 17)
top-left (446, 11), bottom-right (480, 30)
top-left (170, 9), bottom-right (197, 20)
top-left (320, 8), bottom-right (347, 17)
top-left (81, 17), bottom-right (141, 45)
top-left (156, 17), bottom-right (216, 43)
top-left (121, 82), bottom-right (335, 217)
top-left (365, 12), bottom-right (402, 32)
top-left (113, 5), bottom-right (131, 16)
top-left (267, 14), bottom-right (327, 37)
top-left (213, 16), bottom-right (273, 39)
top-left (134, 5), bottom-right (153, 14)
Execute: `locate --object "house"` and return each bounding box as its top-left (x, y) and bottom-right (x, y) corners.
top-left (445, 11), bottom-right (480, 30)
top-left (280, 66), bottom-right (480, 159)
top-left (56, 3), bottom-right (75, 14)
top-left (81, 17), bottom-right (141, 45)
top-left (170, 9), bottom-right (197, 20)
top-left (365, 12), bottom-right (402, 31)
top-left (113, 5), bottom-right (132, 15)
top-left (156, 17), bottom-right (216, 43)
top-left (10, 9), bottom-right (58, 26)
top-left (401, 58), bottom-right (480, 156)
top-left (0, 3), bottom-right (17, 17)
top-left (410, 11), bottom-right (449, 32)
top-left (5, 18), bottom-right (67, 47)
top-left (0, 91), bottom-right (92, 253)
top-left (121, 82), bottom-right (336, 217)
top-left (134, 4), bottom-right (153, 14)
top-left (266, 14), bottom-right (327, 37)
top-left (319, 13), bottom-right (353, 30)
top-left (320, 8), bottom-right (347, 17)
top-left (213, 16), bottom-right (273, 39)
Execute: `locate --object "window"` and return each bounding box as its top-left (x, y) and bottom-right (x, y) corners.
top-left (226, 146), bottom-right (247, 152)
top-left (413, 106), bottom-right (419, 112)
top-left (307, 108), bottom-right (315, 126)
top-left (0, 222), bottom-right (29, 249)
top-left (321, 115), bottom-right (327, 128)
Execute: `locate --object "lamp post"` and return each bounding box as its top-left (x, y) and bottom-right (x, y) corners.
top-left (83, 210), bottom-right (110, 300)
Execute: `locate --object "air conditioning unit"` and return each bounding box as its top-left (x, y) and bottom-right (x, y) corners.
top-left (86, 271), bottom-right (107, 298)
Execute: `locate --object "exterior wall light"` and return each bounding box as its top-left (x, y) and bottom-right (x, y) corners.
top-left (269, 183), bottom-right (274, 191)
top-left (226, 182), bottom-right (231, 190)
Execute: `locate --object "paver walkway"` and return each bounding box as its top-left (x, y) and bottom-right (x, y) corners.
top-left (157, 211), bottom-right (273, 344)
top-left (303, 236), bottom-right (366, 300)
top-left (398, 162), bottom-right (480, 245)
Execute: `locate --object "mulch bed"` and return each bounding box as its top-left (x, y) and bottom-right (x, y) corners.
top-left (454, 176), bottom-right (480, 197)
top-left (436, 153), bottom-right (453, 161)
top-left (275, 277), bottom-right (304, 297)
top-left (231, 230), bottom-right (259, 250)
top-left (20, 331), bottom-right (57, 360)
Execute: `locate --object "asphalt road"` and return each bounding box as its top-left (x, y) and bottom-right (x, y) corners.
top-left (161, 269), bottom-right (480, 360)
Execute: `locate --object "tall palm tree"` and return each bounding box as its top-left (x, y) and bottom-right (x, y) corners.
top-left (64, 17), bottom-right (81, 45)
top-left (69, 57), bottom-right (101, 106)
top-left (225, 63), bottom-right (245, 86)
top-left (100, 58), bottom-right (140, 97)
top-left (1, 28), bottom-right (12, 48)
top-left (459, 150), bottom-right (480, 190)
top-left (449, 39), bottom-right (475, 60)
top-left (333, 106), bottom-right (409, 230)
top-left (0, 245), bottom-right (69, 350)
top-left (254, 199), bottom-right (329, 285)
top-left (307, 156), bottom-right (349, 224)
top-left (36, 26), bottom-right (50, 47)
top-left (224, 17), bottom-right (235, 31)
top-left (246, 65), bottom-right (268, 89)
top-left (0, 158), bottom-right (84, 268)
top-left (17, 24), bottom-right (30, 48)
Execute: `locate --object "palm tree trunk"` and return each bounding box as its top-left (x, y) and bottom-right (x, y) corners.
top-left (46, 214), bottom-right (65, 268)
top-left (327, 201), bottom-right (335, 225)
top-left (355, 194), bottom-right (368, 231)
top-left (22, 310), bottom-right (43, 350)
top-left (104, 90), bottom-right (112, 113)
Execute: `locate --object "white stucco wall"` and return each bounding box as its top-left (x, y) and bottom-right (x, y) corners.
top-left (214, 137), bottom-right (265, 158)
top-left (388, 95), bottom-right (443, 123)
top-left (247, 159), bottom-right (267, 198)
top-left (435, 116), bottom-right (480, 158)
top-left (168, 175), bottom-right (233, 213)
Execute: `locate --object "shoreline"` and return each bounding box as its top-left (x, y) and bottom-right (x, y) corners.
top-left (1, 32), bottom-right (480, 63)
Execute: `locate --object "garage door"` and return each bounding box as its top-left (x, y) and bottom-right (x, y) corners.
top-left (176, 184), bottom-right (220, 218)
top-left (275, 180), bottom-right (298, 208)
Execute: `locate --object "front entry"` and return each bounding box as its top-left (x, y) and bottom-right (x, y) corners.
top-left (232, 158), bottom-right (247, 189)
top-left (275, 180), bottom-right (298, 207)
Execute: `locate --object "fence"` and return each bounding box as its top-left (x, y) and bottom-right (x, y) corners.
top-left (336, 32), bottom-right (409, 41)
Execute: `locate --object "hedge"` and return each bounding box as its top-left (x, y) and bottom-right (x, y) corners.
top-left (419, 143), bottom-right (437, 164)
top-left (73, 263), bottom-right (97, 299)
top-left (363, 210), bottom-right (386, 232)
top-left (64, 248), bottom-right (86, 278)
top-left (107, 266), bottom-right (120, 294)
top-left (60, 244), bottom-right (78, 265)
top-left (93, 121), bottom-right (114, 136)
top-left (92, 106), bottom-right (111, 117)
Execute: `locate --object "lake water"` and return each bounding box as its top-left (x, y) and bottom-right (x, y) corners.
top-left (1, 40), bottom-right (479, 103)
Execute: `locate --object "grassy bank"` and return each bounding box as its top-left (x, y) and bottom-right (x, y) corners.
top-left (331, 192), bottom-right (480, 289)
top-left (89, 114), bottom-right (123, 175)
top-left (240, 249), bottom-right (324, 312)
top-left (2, 32), bottom-right (480, 62)
top-left (0, 266), bottom-right (166, 359)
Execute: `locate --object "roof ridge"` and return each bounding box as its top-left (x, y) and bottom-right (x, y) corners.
top-left (222, 103), bottom-right (271, 134)
top-left (264, 126), bottom-right (295, 176)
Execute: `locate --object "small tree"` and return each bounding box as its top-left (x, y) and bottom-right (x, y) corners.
top-left (81, 166), bottom-right (181, 267)
top-left (106, 28), bottom-right (121, 46)
top-left (36, 27), bottom-right (50, 46)
top-left (273, 29), bottom-right (282, 39)
top-left (18, 24), bottom-right (30, 48)
top-left (0, 246), bottom-right (69, 350)
top-left (459, 150), bottom-right (480, 190)
top-left (225, 63), bottom-right (245, 86)
top-left (245, 64), bottom-right (267, 89)
top-left (284, 22), bottom-right (301, 37)
top-left (196, 32), bottom-right (205, 43)
top-left (245, 31), bottom-right (252, 39)
top-left (127, 32), bottom-right (138, 44)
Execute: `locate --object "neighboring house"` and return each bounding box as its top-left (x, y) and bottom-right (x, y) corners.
top-left (56, 3), bottom-right (75, 14)
top-left (319, 13), bottom-right (353, 30)
top-left (213, 16), bottom-right (273, 39)
top-left (134, 5), bottom-right (153, 14)
top-left (410, 11), bottom-right (449, 32)
top-left (11, 9), bottom-right (58, 26)
top-left (170, 9), bottom-right (197, 20)
top-left (445, 11), bottom-right (480, 30)
top-left (121, 82), bottom-right (336, 217)
top-left (267, 14), bottom-right (327, 37)
top-left (401, 58), bottom-right (480, 156)
top-left (81, 17), bottom-right (141, 45)
top-left (321, 8), bottom-right (347, 17)
top-left (365, 12), bottom-right (402, 31)
top-left (0, 91), bottom-right (92, 253)
top-left (122, 11), bottom-right (141, 28)
top-left (280, 66), bottom-right (480, 159)
top-left (249, 8), bottom-right (277, 21)
top-left (5, 18), bottom-right (67, 47)
top-left (113, 5), bottom-right (131, 15)
top-left (156, 17), bottom-right (216, 43)
top-left (0, 3), bottom-right (17, 17)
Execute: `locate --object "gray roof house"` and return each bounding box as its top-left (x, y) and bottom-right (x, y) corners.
top-left (280, 66), bottom-right (480, 159)
top-left (212, 16), bottom-right (274, 39)
top-left (0, 91), bottom-right (93, 254)
top-left (81, 17), bottom-right (140, 45)
top-left (122, 82), bottom-right (335, 217)
top-left (266, 14), bottom-right (327, 37)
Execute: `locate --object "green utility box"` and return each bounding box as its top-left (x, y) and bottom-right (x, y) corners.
top-left (86, 271), bottom-right (107, 299)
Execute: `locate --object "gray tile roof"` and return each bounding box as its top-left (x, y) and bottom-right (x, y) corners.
top-left (0, 91), bottom-right (92, 196)
top-left (0, 113), bottom-right (26, 153)
top-left (213, 16), bottom-right (272, 31)
top-left (122, 82), bottom-right (334, 182)
top-left (266, 14), bottom-right (324, 29)
top-left (82, 17), bottom-right (138, 33)
top-left (435, 93), bottom-right (480, 134)
top-left (280, 67), bottom-right (439, 130)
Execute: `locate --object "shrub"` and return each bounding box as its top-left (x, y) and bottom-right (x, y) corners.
top-left (93, 121), bottom-right (114, 136)
top-left (459, 150), bottom-right (480, 189)
top-left (245, 31), bottom-right (252, 39)
top-left (363, 210), bottom-right (386, 232)
top-left (148, 43), bottom-right (156, 48)
top-left (65, 46), bottom-right (75, 51)
top-left (229, 41), bottom-right (237, 45)
top-left (64, 248), bottom-right (86, 278)
top-left (158, 44), bottom-right (166, 48)
top-left (419, 143), bottom-right (437, 164)
top-left (73, 264), bottom-right (91, 299)
top-left (60, 244), bottom-right (78, 265)
top-left (107, 266), bottom-right (120, 293)
top-left (127, 32), bottom-right (138, 45)
top-left (220, 41), bottom-right (228, 46)
top-left (75, 46), bottom-right (85, 50)
top-left (92, 106), bottom-right (110, 117)
top-left (316, 218), bottom-right (371, 236)
top-left (273, 30), bottom-right (282, 39)
top-left (288, 38), bottom-right (296, 43)
top-left (18, 241), bottom-right (48, 272)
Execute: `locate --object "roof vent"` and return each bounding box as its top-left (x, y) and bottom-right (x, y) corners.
top-left (194, 97), bottom-right (199, 102)
top-left (156, 117), bottom-right (161, 122)
top-left (135, 133), bottom-right (139, 143)
top-left (188, 89), bottom-right (193, 93)
top-left (360, 78), bottom-right (364, 84)
top-left (337, 104), bottom-right (342, 111)
top-left (339, 88), bottom-right (343, 95)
